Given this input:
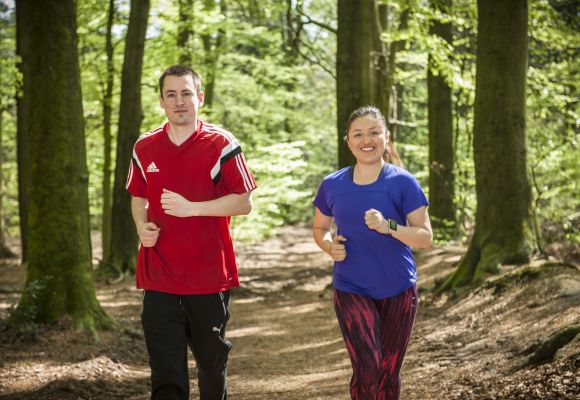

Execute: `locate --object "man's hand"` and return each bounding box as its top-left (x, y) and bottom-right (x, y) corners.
top-left (365, 208), bottom-right (389, 234)
top-left (161, 188), bottom-right (194, 217)
top-left (329, 235), bottom-right (347, 262)
top-left (138, 222), bottom-right (160, 247)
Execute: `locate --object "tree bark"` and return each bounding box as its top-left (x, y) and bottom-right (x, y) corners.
top-left (107, 0), bottom-right (150, 275)
top-left (101, 0), bottom-right (116, 264)
top-left (428, 0), bottom-right (456, 234)
top-left (337, 0), bottom-right (373, 168)
top-left (439, 0), bottom-right (535, 290)
top-left (178, 0), bottom-right (194, 65)
top-left (13, 0), bottom-right (112, 332)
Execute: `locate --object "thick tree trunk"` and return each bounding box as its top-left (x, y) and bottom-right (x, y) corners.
top-left (13, 0), bottom-right (112, 332)
top-left (101, 0), bottom-right (115, 264)
top-left (108, 0), bottom-right (150, 275)
top-left (178, 0), bottom-right (193, 65)
top-left (428, 0), bottom-right (456, 234)
top-left (439, 0), bottom-right (535, 290)
top-left (337, 0), bottom-right (373, 169)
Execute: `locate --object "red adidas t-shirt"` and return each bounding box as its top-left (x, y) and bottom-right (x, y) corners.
top-left (125, 120), bottom-right (256, 295)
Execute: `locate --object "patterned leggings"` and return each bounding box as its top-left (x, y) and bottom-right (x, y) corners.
top-left (333, 285), bottom-right (418, 400)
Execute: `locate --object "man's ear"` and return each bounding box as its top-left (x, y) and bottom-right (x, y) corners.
top-left (198, 91), bottom-right (205, 107)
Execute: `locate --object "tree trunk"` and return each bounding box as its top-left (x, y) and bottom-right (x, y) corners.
top-left (439, 0), bottom-right (535, 290)
top-left (337, 0), bottom-right (373, 169)
top-left (428, 0), bottom-right (456, 235)
top-left (178, 0), bottom-right (194, 65)
top-left (201, 0), bottom-right (226, 108)
top-left (101, 0), bottom-right (116, 264)
top-left (386, 7), bottom-right (409, 138)
top-left (108, 0), bottom-right (150, 275)
top-left (15, 3), bottom-right (28, 263)
top-left (371, 2), bottom-right (390, 119)
top-left (13, 0), bottom-right (112, 332)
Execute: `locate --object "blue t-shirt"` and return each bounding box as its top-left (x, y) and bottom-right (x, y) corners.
top-left (313, 164), bottom-right (429, 299)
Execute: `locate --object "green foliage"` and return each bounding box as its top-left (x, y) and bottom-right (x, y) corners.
top-left (527, 0), bottom-right (580, 245)
top-left (8, 276), bottom-right (51, 334)
top-left (0, 2), bottom-right (19, 237)
top-left (0, 0), bottom-right (576, 250)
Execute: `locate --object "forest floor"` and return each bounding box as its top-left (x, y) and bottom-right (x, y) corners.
top-left (0, 225), bottom-right (579, 399)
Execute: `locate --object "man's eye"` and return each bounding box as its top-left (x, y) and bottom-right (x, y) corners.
top-left (183, 92), bottom-right (192, 97)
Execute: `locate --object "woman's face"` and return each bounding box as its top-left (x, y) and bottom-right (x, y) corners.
top-left (346, 115), bottom-right (388, 165)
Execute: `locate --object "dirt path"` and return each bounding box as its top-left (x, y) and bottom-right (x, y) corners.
top-left (0, 226), bottom-right (579, 399)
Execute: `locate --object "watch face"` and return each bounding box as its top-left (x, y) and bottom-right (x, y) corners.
top-left (389, 219), bottom-right (397, 231)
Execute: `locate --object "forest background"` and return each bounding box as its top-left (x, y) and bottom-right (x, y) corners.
top-left (0, 0), bottom-right (578, 378)
top-left (1, 0), bottom-right (576, 258)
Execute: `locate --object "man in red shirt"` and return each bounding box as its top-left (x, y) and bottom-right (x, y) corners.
top-left (126, 65), bottom-right (256, 400)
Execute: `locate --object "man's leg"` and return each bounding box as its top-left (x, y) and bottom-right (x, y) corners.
top-left (141, 290), bottom-right (190, 400)
top-left (377, 285), bottom-right (418, 400)
top-left (333, 288), bottom-right (382, 400)
top-left (183, 291), bottom-right (232, 400)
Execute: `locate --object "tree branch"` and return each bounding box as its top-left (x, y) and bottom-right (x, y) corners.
top-left (296, 8), bottom-right (337, 34)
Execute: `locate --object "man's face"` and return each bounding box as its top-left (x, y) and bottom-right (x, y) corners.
top-left (160, 74), bottom-right (204, 127)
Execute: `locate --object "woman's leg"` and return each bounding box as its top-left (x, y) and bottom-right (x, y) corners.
top-left (333, 288), bottom-right (382, 400)
top-left (377, 285), bottom-right (418, 400)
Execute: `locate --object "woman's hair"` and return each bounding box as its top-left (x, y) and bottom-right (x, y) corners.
top-left (344, 105), bottom-right (404, 167)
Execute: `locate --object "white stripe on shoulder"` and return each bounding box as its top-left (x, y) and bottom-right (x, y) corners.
top-left (125, 161), bottom-right (134, 189)
top-left (210, 139), bottom-right (241, 181)
top-left (136, 126), bottom-right (164, 144)
top-left (204, 124), bottom-right (237, 143)
top-left (235, 154), bottom-right (252, 191)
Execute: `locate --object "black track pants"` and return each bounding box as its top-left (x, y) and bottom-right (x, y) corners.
top-left (141, 290), bottom-right (231, 400)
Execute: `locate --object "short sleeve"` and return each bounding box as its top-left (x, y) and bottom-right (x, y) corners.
top-left (221, 151), bottom-right (257, 194)
top-left (126, 158), bottom-right (147, 198)
top-left (402, 175), bottom-right (429, 216)
top-left (313, 181), bottom-right (332, 216)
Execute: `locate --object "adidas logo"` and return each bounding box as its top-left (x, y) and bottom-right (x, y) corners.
top-left (146, 162), bottom-right (159, 173)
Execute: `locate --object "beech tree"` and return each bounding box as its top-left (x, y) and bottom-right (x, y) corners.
top-left (427, 0), bottom-right (456, 234)
top-left (336, 0), bottom-right (373, 168)
top-left (107, 0), bottom-right (150, 276)
top-left (101, 0), bottom-right (116, 264)
top-left (439, 0), bottom-right (535, 290)
top-left (13, 0), bottom-right (112, 331)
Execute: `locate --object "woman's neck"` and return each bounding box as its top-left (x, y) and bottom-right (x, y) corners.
top-left (353, 161), bottom-right (385, 185)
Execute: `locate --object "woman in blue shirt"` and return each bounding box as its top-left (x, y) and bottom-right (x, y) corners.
top-left (313, 106), bottom-right (433, 400)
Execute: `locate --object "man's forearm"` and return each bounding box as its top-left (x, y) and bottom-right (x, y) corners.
top-left (131, 196), bottom-right (148, 230)
top-left (193, 192), bottom-right (252, 217)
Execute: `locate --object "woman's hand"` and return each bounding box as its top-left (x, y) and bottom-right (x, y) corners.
top-left (365, 208), bottom-right (389, 234)
top-left (329, 235), bottom-right (347, 262)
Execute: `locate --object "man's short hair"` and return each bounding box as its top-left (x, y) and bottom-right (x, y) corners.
top-left (159, 65), bottom-right (202, 96)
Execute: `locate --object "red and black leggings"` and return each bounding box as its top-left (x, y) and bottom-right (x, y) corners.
top-left (333, 285), bottom-right (418, 400)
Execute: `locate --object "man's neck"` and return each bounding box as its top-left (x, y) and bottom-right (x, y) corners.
top-left (168, 119), bottom-right (198, 145)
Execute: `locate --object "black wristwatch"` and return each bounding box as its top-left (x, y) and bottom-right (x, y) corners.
top-left (388, 219), bottom-right (398, 234)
